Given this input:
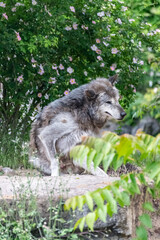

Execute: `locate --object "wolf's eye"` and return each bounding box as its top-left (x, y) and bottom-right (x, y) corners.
top-left (106, 101), bottom-right (112, 104)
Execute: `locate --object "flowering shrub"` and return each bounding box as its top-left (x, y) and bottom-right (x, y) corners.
top-left (0, 0), bottom-right (159, 139)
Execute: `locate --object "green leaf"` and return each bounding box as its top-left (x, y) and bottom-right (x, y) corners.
top-left (74, 218), bottom-right (81, 230)
top-left (77, 196), bottom-right (85, 211)
top-left (86, 212), bottom-right (96, 231)
top-left (112, 155), bottom-right (124, 171)
top-left (102, 152), bottom-right (115, 172)
top-left (79, 217), bottom-right (85, 232)
top-left (120, 192), bottom-right (130, 206)
top-left (115, 135), bottom-right (134, 160)
top-left (70, 197), bottom-right (77, 211)
top-left (85, 192), bottom-right (93, 211)
top-left (93, 152), bottom-right (104, 169)
top-left (128, 173), bottom-right (140, 194)
top-left (101, 142), bottom-right (112, 155)
top-left (87, 148), bottom-right (96, 169)
top-left (138, 173), bottom-right (147, 185)
top-left (92, 192), bottom-right (104, 209)
top-left (93, 138), bottom-right (106, 152)
top-left (101, 189), bottom-right (117, 215)
top-left (143, 202), bottom-right (155, 212)
top-left (136, 225), bottom-right (148, 240)
top-left (139, 214), bottom-right (152, 228)
top-left (98, 205), bottom-right (107, 222)
top-left (64, 198), bottom-right (72, 210)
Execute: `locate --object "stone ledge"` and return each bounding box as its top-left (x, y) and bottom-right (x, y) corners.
top-left (0, 175), bottom-right (159, 240)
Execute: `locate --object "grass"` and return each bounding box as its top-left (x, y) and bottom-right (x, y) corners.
top-left (0, 133), bottom-right (29, 169)
top-left (0, 178), bottom-right (80, 240)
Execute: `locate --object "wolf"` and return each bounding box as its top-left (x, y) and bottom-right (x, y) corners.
top-left (29, 75), bottom-right (126, 176)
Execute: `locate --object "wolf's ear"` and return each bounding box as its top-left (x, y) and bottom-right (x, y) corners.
top-left (85, 89), bottom-right (97, 101)
top-left (108, 74), bottom-right (118, 85)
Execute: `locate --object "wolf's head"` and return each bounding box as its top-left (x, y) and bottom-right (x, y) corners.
top-left (85, 75), bottom-right (126, 128)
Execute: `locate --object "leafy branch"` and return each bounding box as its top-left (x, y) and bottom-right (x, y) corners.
top-left (64, 130), bottom-right (160, 239)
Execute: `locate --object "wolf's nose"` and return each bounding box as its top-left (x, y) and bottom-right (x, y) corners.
top-left (120, 111), bottom-right (126, 118)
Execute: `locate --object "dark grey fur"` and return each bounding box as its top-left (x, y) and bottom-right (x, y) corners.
top-left (30, 75), bottom-right (126, 176)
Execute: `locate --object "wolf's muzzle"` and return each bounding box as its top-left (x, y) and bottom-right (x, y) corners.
top-left (120, 111), bottom-right (126, 119)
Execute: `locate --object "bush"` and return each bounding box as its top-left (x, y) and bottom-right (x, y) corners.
top-left (124, 86), bottom-right (160, 126)
top-left (0, 0), bottom-right (159, 138)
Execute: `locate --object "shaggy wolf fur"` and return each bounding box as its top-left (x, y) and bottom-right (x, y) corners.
top-left (30, 75), bottom-right (126, 176)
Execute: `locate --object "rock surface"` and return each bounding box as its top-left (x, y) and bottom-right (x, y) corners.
top-left (0, 175), bottom-right (159, 240)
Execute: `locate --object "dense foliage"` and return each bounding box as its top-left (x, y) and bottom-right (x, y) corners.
top-left (0, 0), bottom-right (159, 140)
top-left (65, 130), bottom-right (160, 239)
top-left (124, 86), bottom-right (160, 126)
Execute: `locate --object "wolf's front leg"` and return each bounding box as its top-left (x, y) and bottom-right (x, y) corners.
top-left (38, 132), bottom-right (59, 176)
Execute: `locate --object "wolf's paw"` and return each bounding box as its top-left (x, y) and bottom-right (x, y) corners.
top-left (51, 168), bottom-right (59, 177)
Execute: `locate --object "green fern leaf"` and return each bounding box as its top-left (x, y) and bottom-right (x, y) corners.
top-left (143, 202), bottom-right (155, 212)
top-left (79, 217), bottom-right (85, 232)
top-left (98, 205), bottom-right (107, 222)
top-left (136, 225), bottom-right (148, 240)
top-left (102, 152), bottom-right (115, 172)
top-left (139, 214), bottom-right (152, 228)
top-left (85, 192), bottom-right (94, 211)
top-left (87, 148), bottom-right (96, 169)
top-left (93, 152), bottom-right (104, 169)
top-left (86, 212), bottom-right (96, 231)
top-left (77, 196), bottom-right (85, 211)
top-left (92, 191), bottom-right (104, 209)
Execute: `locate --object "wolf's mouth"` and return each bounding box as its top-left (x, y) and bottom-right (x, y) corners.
top-left (105, 111), bottom-right (112, 117)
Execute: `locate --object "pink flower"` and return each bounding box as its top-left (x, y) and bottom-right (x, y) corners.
top-left (96, 49), bottom-right (102, 54)
top-left (68, 56), bottom-right (73, 61)
top-left (38, 64), bottom-right (44, 75)
top-left (111, 48), bottom-right (119, 54)
top-left (129, 19), bottom-right (135, 23)
top-left (103, 41), bottom-right (109, 47)
top-left (15, 32), bottom-right (21, 41)
top-left (139, 60), bottom-right (144, 65)
top-left (2, 13), bottom-right (8, 20)
top-left (0, 2), bottom-right (6, 7)
top-left (65, 26), bottom-right (72, 31)
top-left (133, 58), bottom-right (138, 63)
top-left (100, 63), bottom-right (105, 67)
top-left (52, 64), bottom-right (57, 70)
top-left (115, 18), bottom-right (122, 24)
top-left (73, 23), bottom-right (78, 30)
top-left (97, 11), bottom-right (105, 17)
top-left (12, 7), bottom-right (16, 12)
top-left (64, 90), bottom-right (70, 95)
top-left (121, 6), bottom-right (128, 11)
top-left (70, 6), bottom-right (75, 12)
top-left (32, 0), bottom-right (37, 5)
top-left (81, 25), bottom-right (88, 30)
top-left (59, 64), bottom-right (64, 70)
top-left (70, 78), bottom-right (76, 84)
top-left (17, 75), bottom-right (23, 83)
top-left (91, 44), bottom-right (98, 51)
top-left (67, 67), bottom-right (74, 74)
top-left (110, 63), bottom-right (117, 71)
top-left (97, 56), bottom-right (103, 61)
top-left (49, 77), bottom-right (56, 84)
top-left (96, 39), bottom-right (100, 43)
top-left (92, 21), bottom-right (96, 24)
top-left (38, 93), bottom-right (42, 98)
top-left (31, 57), bottom-right (36, 63)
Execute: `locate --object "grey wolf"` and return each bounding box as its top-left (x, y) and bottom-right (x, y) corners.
top-left (29, 75), bottom-right (126, 176)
